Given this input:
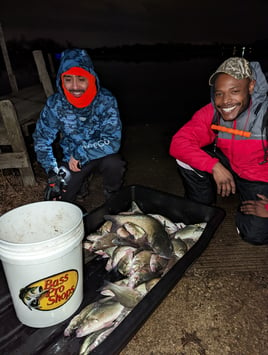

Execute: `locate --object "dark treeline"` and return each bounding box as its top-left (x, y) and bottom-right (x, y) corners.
top-left (86, 41), bottom-right (268, 63)
top-left (1, 38), bottom-right (268, 71)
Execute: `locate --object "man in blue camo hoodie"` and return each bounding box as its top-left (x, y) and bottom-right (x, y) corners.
top-left (33, 48), bottom-right (125, 202)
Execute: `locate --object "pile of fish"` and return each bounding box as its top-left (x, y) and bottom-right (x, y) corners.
top-left (64, 201), bottom-right (207, 354)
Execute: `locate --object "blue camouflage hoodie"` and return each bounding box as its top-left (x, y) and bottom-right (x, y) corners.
top-left (33, 48), bottom-right (122, 173)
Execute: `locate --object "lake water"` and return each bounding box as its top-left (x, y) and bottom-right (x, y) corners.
top-left (94, 57), bottom-right (219, 125)
top-left (2, 56), bottom-right (268, 126)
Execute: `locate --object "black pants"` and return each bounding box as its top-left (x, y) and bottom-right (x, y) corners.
top-left (61, 153), bottom-right (126, 203)
top-left (177, 147), bottom-right (268, 245)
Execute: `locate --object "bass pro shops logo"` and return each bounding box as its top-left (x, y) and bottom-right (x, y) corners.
top-left (19, 270), bottom-right (78, 311)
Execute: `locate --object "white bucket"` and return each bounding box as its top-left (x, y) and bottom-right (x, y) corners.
top-left (0, 201), bottom-right (84, 328)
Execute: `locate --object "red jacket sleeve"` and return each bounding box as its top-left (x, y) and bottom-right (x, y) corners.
top-left (169, 103), bottom-right (219, 173)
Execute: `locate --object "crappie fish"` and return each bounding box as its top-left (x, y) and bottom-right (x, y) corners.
top-left (112, 235), bottom-right (140, 248)
top-left (123, 222), bottom-right (147, 241)
top-left (130, 250), bottom-right (153, 274)
top-left (84, 221), bottom-right (113, 248)
top-left (149, 253), bottom-right (168, 273)
top-left (117, 248), bottom-right (136, 276)
top-left (104, 214), bottom-right (173, 258)
top-left (106, 246), bottom-right (136, 271)
top-left (85, 232), bottom-right (104, 242)
top-left (173, 222), bottom-right (207, 243)
top-left (64, 301), bottom-right (103, 337)
top-left (95, 246), bottom-right (117, 259)
top-left (162, 255), bottom-right (180, 275)
top-left (175, 222), bottom-right (187, 230)
top-left (89, 232), bottom-right (118, 252)
top-left (148, 214), bottom-right (180, 235)
top-left (101, 279), bottom-right (149, 298)
top-left (97, 220), bottom-right (113, 234)
top-left (145, 278), bottom-right (161, 292)
top-left (180, 238), bottom-right (196, 250)
top-left (128, 265), bottom-right (160, 288)
top-left (79, 308), bottom-right (130, 355)
top-left (113, 222), bottom-right (147, 248)
top-left (118, 201), bottom-right (144, 215)
top-left (79, 328), bottom-right (113, 355)
top-left (76, 298), bottom-right (125, 338)
top-left (129, 201), bottom-right (144, 214)
top-left (160, 238), bottom-right (188, 274)
top-left (83, 241), bottom-right (93, 251)
top-left (100, 280), bottom-right (144, 308)
top-left (171, 238), bottom-right (188, 259)
top-left (133, 278), bottom-right (160, 294)
top-left (100, 279), bottom-right (129, 296)
top-left (134, 282), bottom-right (149, 296)
top-left (129, 249), bottom-right (167, 275)
top-left (116, 226), bottom-right (131, 238)
top-left (105, 214), bottom-right (160, 238)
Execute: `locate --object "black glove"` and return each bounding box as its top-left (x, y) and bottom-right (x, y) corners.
top-left (44, 171), bottom-right (64, 200)
top-left (44, 167), bottom-right (71, 201)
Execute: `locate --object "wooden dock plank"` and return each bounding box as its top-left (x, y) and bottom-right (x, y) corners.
top-left (0, 99), bottom-right (36, 186)
top-left (1, 84), bottom-right (47, 135)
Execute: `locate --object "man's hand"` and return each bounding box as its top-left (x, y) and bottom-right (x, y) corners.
top-left (212, 162), bottom-right (236, 197)
top-left (240, 194), bottom-right (268, 218)
top-left (69, 156), bottom-right (81, 172)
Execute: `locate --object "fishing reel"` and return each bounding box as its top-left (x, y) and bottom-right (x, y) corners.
top-left (44, 166), bottom-right (71, 200)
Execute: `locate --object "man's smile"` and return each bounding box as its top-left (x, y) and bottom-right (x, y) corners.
top-left (70, 90), bottom-right (85, 97)
top-left (216, 103), bottom-right (243, 120)
top-left (221, 105), bottom-right (237, 113)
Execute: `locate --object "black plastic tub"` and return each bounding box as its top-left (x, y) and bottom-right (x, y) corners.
top-left (0, 185), bottom-right (225, 355)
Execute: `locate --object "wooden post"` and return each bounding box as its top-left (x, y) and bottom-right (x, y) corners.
top-left (0, 100), bottom-right (36, 186)
top-left (32, 50), bottom-right (54, 98)
top-left (0, 23), bottom-right (18, 93)
top-left (47, 53), bottom-right (56, 79)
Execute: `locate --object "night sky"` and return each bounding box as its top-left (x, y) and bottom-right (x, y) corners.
top-left (1, 0), bottom-right (267, 48)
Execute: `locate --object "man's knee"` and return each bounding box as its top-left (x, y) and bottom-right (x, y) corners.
top-left (240, 231), bottom-right (268, 245)
top-left (236, 214), bottom-right (268, 245)
top-left (177, 166), bottom-right (216, 205)
top-left (101, 154), bottom-right (125, 171)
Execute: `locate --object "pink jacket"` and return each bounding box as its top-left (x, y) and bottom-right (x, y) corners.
top-left (170, 61), bottom-right (268, 183)
top-left (169, 102), bottom-right (268, 183)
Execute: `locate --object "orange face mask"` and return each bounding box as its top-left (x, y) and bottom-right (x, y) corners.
top-left (61, 67), bottom-right (97, 108)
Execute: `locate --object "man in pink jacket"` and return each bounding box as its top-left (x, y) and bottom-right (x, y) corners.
top-left (170, 57), bottom-right (268, 245)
